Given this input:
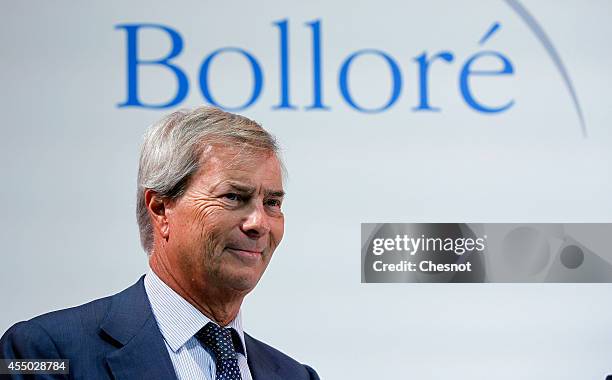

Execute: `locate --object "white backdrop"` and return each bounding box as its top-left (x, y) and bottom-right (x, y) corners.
top-left (2, 1), bottom-right (612, 379)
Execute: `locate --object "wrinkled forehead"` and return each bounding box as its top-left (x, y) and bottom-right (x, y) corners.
top-left (198, 143), bottom-right (285, 184)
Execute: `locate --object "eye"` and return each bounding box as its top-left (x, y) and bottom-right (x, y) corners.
top-left (265, 198), bottom-right (282, 209)
top-left (223, 193), bottom-right (242, 202)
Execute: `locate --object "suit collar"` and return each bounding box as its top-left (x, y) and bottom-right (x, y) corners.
top-left (99, 276), bottom-right (150, 346)
top-left (245, 333), bottom-right (282, 380)
top-left (143, 269), bottom-right (248, 356)
top-left (99, 275), bottom-right (177, 380)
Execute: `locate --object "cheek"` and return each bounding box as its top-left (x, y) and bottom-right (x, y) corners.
top-left (196, 210), bottom-right (244, 254)
top-left (167, 203), bottom-right (219, 248)
top-left (270, 217), bottom-right (285, 246)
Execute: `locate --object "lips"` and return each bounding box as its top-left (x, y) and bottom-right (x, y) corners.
top-left (226, 247), bottom-right (263, 255)
top-left (225, 247), bottom-right (265, 266)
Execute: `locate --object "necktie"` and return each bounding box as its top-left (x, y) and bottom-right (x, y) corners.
top-left (196, 322), bottom-right (243, 380)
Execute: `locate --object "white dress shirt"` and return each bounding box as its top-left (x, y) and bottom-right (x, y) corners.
top-left (144, 269), bottom-right (253, 380)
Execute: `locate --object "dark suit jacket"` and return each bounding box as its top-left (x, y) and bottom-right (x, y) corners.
top-left (0, 276), bottom-right (319, 380)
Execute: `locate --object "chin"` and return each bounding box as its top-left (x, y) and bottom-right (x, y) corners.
top-left (226, 280), bottom-right (259, 294)
top-left (220, 271), bottom-right (262, 293)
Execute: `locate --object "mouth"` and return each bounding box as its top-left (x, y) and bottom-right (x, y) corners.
top-left (225, 247), bottom-right (264, 262)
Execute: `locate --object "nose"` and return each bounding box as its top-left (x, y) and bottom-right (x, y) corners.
top-left (241, 202), bottom-right (271, 239)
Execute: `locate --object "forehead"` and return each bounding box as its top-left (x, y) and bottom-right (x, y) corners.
top-left (195, 145), bottom-right (283, 186)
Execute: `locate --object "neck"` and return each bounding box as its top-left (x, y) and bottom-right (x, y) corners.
top-left (149, 251), bottom-right (245, 326)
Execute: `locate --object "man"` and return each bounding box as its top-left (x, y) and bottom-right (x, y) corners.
top-left (1, 107), bottom-right (319, 380)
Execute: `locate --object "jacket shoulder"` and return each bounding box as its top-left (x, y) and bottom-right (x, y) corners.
top-left (1, 293), bottom-right (115, 358)
top-left (245, 333), bottom-right (320, 380)
top-left (0, 275), bottom-right (149, 360)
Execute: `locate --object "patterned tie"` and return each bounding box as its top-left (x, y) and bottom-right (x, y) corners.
top-left (196, 322), bottom-right (243, 380)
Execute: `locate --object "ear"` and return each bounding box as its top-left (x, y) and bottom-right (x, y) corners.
top-left (145, 189), bottom-right (170, 240)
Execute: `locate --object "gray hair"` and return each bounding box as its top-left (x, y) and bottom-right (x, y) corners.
top-left (136, 106), bottom-right (281, 255)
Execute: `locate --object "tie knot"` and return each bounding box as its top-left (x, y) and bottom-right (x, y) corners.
top-left (196, 322), bottom-right (237, 361)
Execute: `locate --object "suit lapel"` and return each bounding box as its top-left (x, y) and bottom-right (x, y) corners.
top-left (245, 334), bottom-right (283, 380)
top-left (100, 276), bottom-right (177, 380)
top-left (105, 317), bottom-right (177, 380)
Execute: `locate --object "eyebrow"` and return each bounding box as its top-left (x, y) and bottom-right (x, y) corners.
top-left (226, 182), bottom-right (285, 198)
top-left (227, 182), bottom-right (255, 194)
top-left (264, 189), bottom-right (285, 198)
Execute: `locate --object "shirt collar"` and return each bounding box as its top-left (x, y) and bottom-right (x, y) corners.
top-left (143, 269), bottom-right (247, 357)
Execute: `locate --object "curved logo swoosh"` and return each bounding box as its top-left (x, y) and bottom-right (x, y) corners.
top-left (504, 0), bottom-right (587, 137)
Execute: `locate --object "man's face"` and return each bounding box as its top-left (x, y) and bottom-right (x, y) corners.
top-left (164, 145), bottom-right (285, 294)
